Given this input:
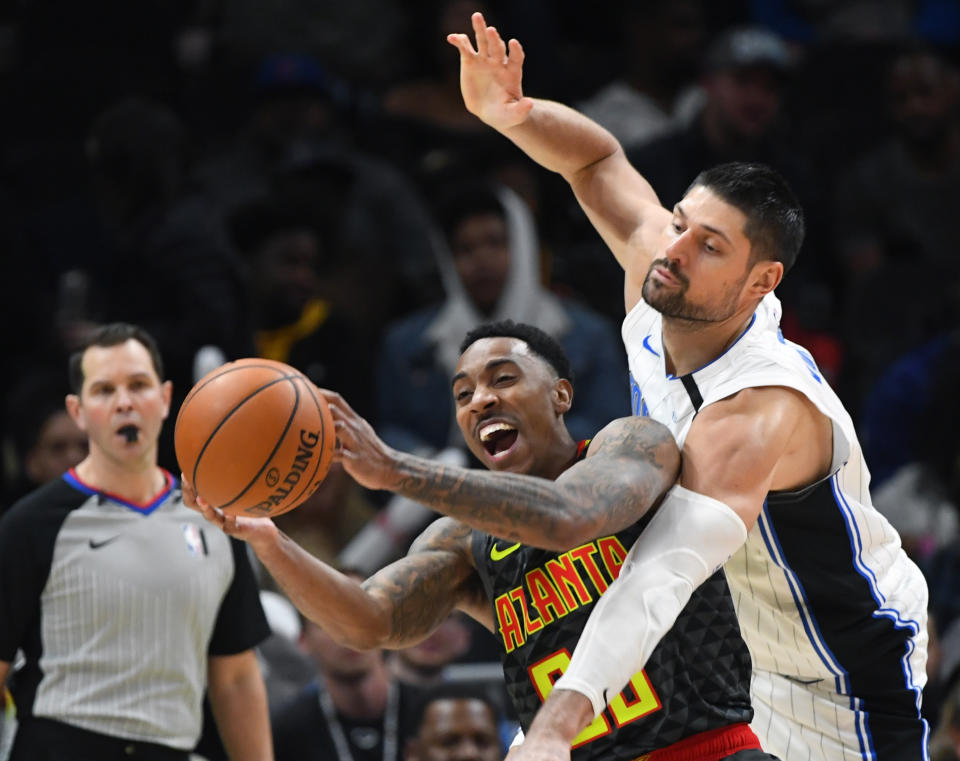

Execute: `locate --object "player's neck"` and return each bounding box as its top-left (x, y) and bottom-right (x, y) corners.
top-left (75, 453), bottom-right (165, 504)
top-left (661, 308), bottom-right (756, 377)
top-left (324, 667), bottom-right (390, 719)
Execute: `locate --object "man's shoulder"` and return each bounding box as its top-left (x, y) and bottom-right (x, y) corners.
top-left (1, 477), bottom-right (83, 528)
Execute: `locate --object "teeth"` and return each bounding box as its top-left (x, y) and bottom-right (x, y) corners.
top-left (479, 422), bottom-right (515, 442)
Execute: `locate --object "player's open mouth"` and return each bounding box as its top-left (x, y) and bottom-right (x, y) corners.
top-left (479, 421), bottom-right (518, 458)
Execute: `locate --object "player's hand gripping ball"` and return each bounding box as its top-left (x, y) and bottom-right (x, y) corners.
top-left (175, 358), bottom-right (336, 517)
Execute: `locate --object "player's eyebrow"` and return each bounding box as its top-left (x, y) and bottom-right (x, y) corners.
top-left (451, 358), bottom-right (515, 388)
top-left (674, 203), bottom-right (733, 244)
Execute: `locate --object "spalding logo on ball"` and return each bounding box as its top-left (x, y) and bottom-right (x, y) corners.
top-left (174, 358), bottom-right (336, 517)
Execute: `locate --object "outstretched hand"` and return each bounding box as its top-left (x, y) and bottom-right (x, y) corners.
top-left (181, 475), bottom-right (278, 548)
top-left (447, 11), bottom-right (534, 131)
top-left (319, 389), bottom-right (403, 492)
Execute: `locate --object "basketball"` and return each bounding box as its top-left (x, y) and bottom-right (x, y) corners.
top-left (174, 358), bottom-right (336, 518)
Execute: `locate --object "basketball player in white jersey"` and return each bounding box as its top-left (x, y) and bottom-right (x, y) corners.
top-left (448, 12), bottom-right (930, 761)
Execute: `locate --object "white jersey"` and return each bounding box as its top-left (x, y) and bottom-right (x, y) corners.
top-left (623, 292), bottom-right (930, 761)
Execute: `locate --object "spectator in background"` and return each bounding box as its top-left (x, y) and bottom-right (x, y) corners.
top-left (84, 97), bottom-right (254, 470)
top-left (387, 611), bottom-right (512, 748)
top-left (194, 51), bottom-right (357, 217)
top-left (227, 195), bottom-right (376, 418)
top-left (387, 612), bottom-right (480, 690)
top-left (577, 0), bottom-right (707, 151)
top-left (859, 327), bottom-right (960, 567)
top-left (1, 371), bottom-right (87, 510)
top-left (375, 0), bottom-right (516, 183)
top-left (271, 573), bottom-right (425, 761)
top-left (625, 25), bottom-right (799, 208)
top-left (833, 42), bottom-right (960, 416)
top-left (405, 682), bottom-right (506, 761)
top-left (194, 52), bottom-right (442, 335)
top-left (338, 180), bottom-right (628, 573)
top-left (931, 676), bottom-right (960, 761)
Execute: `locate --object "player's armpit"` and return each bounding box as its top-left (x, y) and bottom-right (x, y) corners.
top-left (363, 517), bottom-right (489, 646)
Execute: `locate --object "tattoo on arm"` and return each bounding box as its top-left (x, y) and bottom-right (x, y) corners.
top-left (363, 518), bottom-right (481, 646)
top-left (392, 418), bottom-right (679, 549)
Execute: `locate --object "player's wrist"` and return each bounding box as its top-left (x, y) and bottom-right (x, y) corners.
top-left (527, 688), bottom-right (594, 746)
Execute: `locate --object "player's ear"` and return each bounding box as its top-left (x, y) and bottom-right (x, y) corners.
top-left (65, 394), bottom-right (86, 431)
top-left (749, 260), bottom-right (783, 297)
top-left (552, 379), bottom-right (573, 415)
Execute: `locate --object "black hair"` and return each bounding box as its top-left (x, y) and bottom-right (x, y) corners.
top-left (68, 323), bottom-right (165, 395)
top-left (432, 179), bottom-right (505, 242)
top-left (87, 97), bottom-right (187, 209)
top-left (410, 681), bottom-right (502, 735)
top-left (6, 371), bottom-right (73, 461)
top-left (459, 320), bottom-right (574, 389)
top-left (227, 196), bottom-right (322, 258)
top-left (685, 162), bottom-right (805, 273)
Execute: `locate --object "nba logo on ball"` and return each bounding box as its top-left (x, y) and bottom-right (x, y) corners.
top-left (174, 359), bottom-right (336, 518)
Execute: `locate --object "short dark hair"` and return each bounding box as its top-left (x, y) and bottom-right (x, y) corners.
top-left (227, 195), bottom-right (322, 258)
top-left (6, 370), bottom-right (73, 461)
top-left (686, 162), bottom-right (805, 273)
top-left (433, 179), bottom-right (505, 242)
top-left (68, 323), bottom-right (165, 394)
top-left (459, 320), bottom-right (574, 389)
top-left (410, 681), bottom-right (502, 735)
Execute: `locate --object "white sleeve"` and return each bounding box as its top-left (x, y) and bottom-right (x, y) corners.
top-left (552, 485), bottom-right (747, 717)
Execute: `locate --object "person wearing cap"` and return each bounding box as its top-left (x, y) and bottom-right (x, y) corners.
top-left (624, 24), bottom-right (799, 209)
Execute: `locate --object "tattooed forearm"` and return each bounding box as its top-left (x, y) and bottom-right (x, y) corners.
top-left (392, 417), bottom-right (680, 550)
top-left (364, 519), bottom-right (481, 646)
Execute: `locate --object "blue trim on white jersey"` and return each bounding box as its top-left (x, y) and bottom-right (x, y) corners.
top-left (831, 477), bottom-right (931, 759)
top-left (757, 502), bottom-right (852, 695)
top-left (665, 313), bottom-right (757, 380)
top-left (759, 501), bottom-right (877, 760)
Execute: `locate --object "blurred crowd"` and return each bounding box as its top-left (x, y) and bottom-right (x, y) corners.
top-left (2, 0), bottom-right (960, 758)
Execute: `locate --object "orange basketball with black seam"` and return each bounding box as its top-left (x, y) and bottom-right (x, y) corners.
top-left (174, 358), bottom-right (335, 517)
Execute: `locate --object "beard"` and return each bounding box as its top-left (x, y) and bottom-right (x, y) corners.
top-left (641, 258), bottom-right (746, 324)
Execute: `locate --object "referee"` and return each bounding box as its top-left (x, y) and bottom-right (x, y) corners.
top-left (0, 323), bottom-right (273, 761)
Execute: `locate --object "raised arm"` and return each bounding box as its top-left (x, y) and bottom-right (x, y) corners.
top-left (448, 11), bottom-right (670, 286)
top-left (326, 389), bottom-right (679, 551)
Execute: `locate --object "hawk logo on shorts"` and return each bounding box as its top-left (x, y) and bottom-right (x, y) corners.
top-left (182, 524), bottom-right (208, 557)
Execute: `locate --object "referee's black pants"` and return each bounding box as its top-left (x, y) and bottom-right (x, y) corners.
top-left (11, 717), bottom-right (190, 761)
